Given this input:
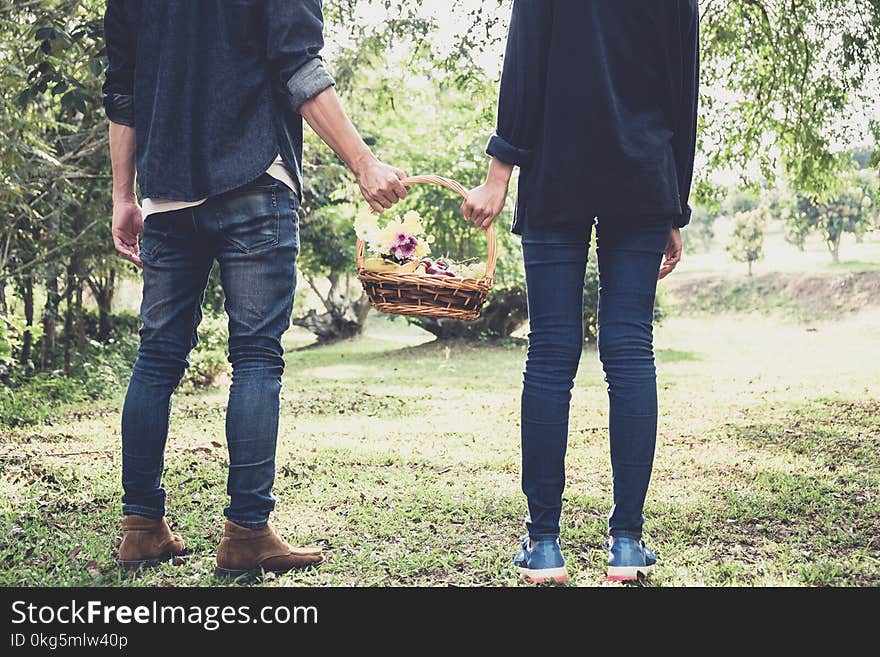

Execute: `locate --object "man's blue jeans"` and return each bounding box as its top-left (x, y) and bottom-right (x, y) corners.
top-left (521, 215), bottom-right (673, 541)
top-left (121, 175), bottom-right (299, 529)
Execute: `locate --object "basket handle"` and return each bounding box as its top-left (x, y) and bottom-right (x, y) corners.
top-left (355, 175), bottom-right (497, 284)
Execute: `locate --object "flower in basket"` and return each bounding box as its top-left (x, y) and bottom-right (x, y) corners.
top-left (354, 208), bottom-right (434, 270)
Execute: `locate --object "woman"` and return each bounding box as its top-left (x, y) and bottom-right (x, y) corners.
top-left (463, 0), bottom-right (699, 583)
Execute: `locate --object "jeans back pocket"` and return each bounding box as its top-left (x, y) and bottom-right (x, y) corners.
top-left (216, 180), bottom-right (281, 254)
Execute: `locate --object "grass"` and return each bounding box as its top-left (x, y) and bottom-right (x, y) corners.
top-left (1, 301), bottom-right (878, 588)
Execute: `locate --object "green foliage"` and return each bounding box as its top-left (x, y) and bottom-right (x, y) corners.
top-left (682, 206), bottom-right (719, 254)
top-left (700, 0), bottom-right (880, 196)
top-left (726, 190), bottom-right (760, 215)
top-left (183, 313), bottom-right (231, 390)
top-left (727, 208), bottom-right (768, 275)
top-left (786, 175), bottom-right (877, 262)
top-left (0, 333), bottom-right (137, 427)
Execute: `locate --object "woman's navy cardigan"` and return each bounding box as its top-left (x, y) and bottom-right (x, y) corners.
top-left (487, 0), bottom-right (700, 233)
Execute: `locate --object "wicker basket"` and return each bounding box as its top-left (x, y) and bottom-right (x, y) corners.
top-left (356, 175), bottom-right (497, 320)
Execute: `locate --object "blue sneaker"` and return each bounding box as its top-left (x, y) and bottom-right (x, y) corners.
top-left (513, 536), bottom-right (569, 584)
top-left (606, 537), bottom-right (656, 582)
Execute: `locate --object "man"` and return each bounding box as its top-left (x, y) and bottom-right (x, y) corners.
top-left (104, 0), bottom-right (407, 575)
top-left (463, 0), bottom-right (698, 583)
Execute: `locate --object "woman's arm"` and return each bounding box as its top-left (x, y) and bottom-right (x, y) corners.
top-left (487, 0), bottom-right (554, 168)
top-left (672, 0), bottom-right (700, 229)
top-left (464, 0), bottom-right (554, 228)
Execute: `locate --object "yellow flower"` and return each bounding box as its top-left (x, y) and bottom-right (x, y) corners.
top-left (402, 211), bottom-right (424, 235)
top-left (426, 235), bottom-right (436, 244)
top-left (414, 241), bottom-right (430, 259)
top-left (354, 208), bottom-right (380, 241)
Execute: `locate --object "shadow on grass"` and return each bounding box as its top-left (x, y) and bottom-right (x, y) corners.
top-left (724, 398), bottom-right (880, 472)
top-left (647, 466), bottom-right (878, 586)
top-left (656, 348), bottom-right (702, 363)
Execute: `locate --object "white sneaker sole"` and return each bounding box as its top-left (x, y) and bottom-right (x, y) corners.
top-left (607, 564), bottom-right (655, 582)
top-left (518, 566), bottom-right (569, 584)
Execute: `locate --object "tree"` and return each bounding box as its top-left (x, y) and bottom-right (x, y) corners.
top-left (727, 208), bottom-right (767, 275)
top-left (700, 0), bottom-right (880, 198)
top-left (788, 181), bottom-right (876, 263)
top-left (0, 0), bottom-right (129, 374)
top-left (682, 206), bottom-right (720, 253)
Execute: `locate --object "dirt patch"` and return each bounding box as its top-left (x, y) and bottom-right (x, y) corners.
top-left (666, 271), bottom-right (880, 320)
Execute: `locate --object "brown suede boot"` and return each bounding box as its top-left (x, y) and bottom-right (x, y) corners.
top-left (215, 520), bottom-right (323, 576)
top-left (117, 515), bottom-right (185, 570)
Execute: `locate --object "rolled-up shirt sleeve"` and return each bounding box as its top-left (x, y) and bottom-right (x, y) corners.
top-left (102, 0), bottom-right (136, 127)
top-left (672, 0), bottom-right (700, 228)
top-left (266, 0), bottom-right (335, 113)
top-left (486, 0), bottom-right (554, 168)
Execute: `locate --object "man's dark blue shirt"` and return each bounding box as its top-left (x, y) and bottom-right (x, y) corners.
top-left (487, 0), bottom-right (700, 232)
top-left (103, 0), bottom-right (335, 201)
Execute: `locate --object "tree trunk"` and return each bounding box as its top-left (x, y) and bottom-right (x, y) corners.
top-left (87, 268), bottom-right (117, 340)
top-left (63, 269), bottom-right (75, 375)
top-left (0, 282), bottom-right (6, 316)
top-left (829, 238), bottom-right (841, 264)
top-left (748, 260), bottom-right (753, 276)
top-left (293, 273), bottom-right (371, 343)
top-left (20, 276), bottom-right (34, 366)
top-left (75, 278), bottom-right (85, 349)
top-left (41, 272), bottom-right (60, 370)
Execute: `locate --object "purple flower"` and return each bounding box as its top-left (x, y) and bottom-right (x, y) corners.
top-left (390, 233), bottom-right (418, 260)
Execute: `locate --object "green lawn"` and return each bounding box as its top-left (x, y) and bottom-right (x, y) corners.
top-left (1, 300), bottom-right (878, 587)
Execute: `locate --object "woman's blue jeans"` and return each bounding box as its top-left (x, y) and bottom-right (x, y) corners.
top-left (121, 175), bottom-right (299, 529)
top-left (521, 215), bottom-right (673, 541)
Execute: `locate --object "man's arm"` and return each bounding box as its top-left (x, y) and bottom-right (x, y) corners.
top-left (267, 0), bottom-right (406, 212)
top-left (104, 0), bottom-right (143, 267)
top-left (109, 123), bottom-right (143, 267)
top-left (464, 0), bottom-right (554, 228)
top-left (299, 88), bottom-right (407, 212)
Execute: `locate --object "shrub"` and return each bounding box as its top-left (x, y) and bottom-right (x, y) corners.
top-left (727, 207), bottom-right (768, 275)
top-left (182, 313), bottom-right (231, 389)
top-left (82, 309), bottom-right (140, 341)
top-left (0, 333), bottom-right (139, 428)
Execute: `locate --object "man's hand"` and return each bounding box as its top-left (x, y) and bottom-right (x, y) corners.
top-left (354, 157), bottom-right (408, 213)
top-left (658, 227), bottom-right (682, 280)
top-left (112, 200), bottom-right (144, 268)
top-left (298, 87), bottom-right (407, 213)
top-left (462, 180), bottom-right (508, 230)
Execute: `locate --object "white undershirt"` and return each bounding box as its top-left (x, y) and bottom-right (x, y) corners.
top-left (142, 157), bottom-right (298, 218)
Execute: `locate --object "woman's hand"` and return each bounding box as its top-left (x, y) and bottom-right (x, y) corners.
top-left (462, 181), bottom-right (509, 230)
top-left (462, 158), bottom-right (514, 230)
top-left (658, 227), bottom-right (682, 280)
